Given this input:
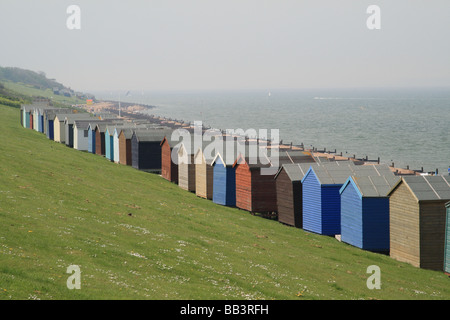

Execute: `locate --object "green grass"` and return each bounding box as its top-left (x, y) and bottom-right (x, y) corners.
top-left (2, 81), bottom-right (85, 106)
top-left (0, 104), bottom-right (449, 300)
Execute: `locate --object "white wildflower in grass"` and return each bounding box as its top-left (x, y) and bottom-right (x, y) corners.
top-left (128, 251), bottom-right (147, 259)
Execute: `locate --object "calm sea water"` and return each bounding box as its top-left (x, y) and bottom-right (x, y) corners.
top-left (96, 87), bottom-right (450, 175)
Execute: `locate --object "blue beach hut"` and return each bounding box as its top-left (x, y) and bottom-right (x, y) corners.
top-left (339, 172), bottom-right (400, 252)
top-left (105, 126), bottom-right (115, 162)
top-left (211, 151), bottom-right (236, 207)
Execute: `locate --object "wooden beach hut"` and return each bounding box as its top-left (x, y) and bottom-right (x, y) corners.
top-left (194, 135), bottom-right (223, 199)
top-left (95, 123), bottom-right (109, 156)
top-left (211, 144), bottom-right (241, 207)
top-left (65, 114), bottom-right (93, 148)
top-left (118, 128), bottom-right (134, 165)
top-left (339, 167), bottom-right (400, 252)
top-left (233, 145), bottom-right (280, 214)
top-left (274, 161), bottom-right (322, 228)
top-left (445, 202), bottom-right (450, 274)
top-left (387, 175), bottom-right (450, 270)
top-left (131, 129), bottom-right (173, 172)
top-left (44, 109), bottom-right (73, 140)
top-left (113, 124), bottom-right (153, 164)
top-left (161, 135), bottom-right (180, 183)
top-left (177, 137), bottom-right (209, 192)
top-left (53, 114), bottom-right (66, 143)
top-left (73, 120), bottom-right (92, 151)
top-left (104, 125), bottom-right (115, 161)
top-left (301, 161), bottom-right (358, 236)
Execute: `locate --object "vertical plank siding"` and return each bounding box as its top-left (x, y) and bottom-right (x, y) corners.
top-left (302, 172), bottom-right (322, 234)
top-left (389, 183), bottom-right (421, 268)
top-left (420, 201), bottom-right (447, 270)
top-left (340, 182), bottom-right (363, 248)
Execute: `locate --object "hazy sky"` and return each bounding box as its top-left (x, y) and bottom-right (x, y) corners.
top-left (1, 0), bottom-right (449, 92)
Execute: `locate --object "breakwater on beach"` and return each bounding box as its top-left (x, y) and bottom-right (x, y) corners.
top-left (96, 87), bottom-right (450, 175)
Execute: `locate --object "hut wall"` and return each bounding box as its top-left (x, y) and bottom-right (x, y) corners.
top-left (47, 120), bottom-right (54, 140)
top-left (25, 112), bottom-right (30, 129)
top-left (195, 154), bottom-right (208, 198)
top-left (362, 197), bottom-right (390, 251)
top-left (212, 158), bottom-right (235, 206)
top-left (321, 185), bottom-right (342, 235)
top-left (302, 172), bottom-right (322, 234)
top-left (161, 141), bottom-right (178, 183)
top-left (74, 128), bottom-right (89, 151)
top-left (132, 140), bottom-right (163, 171)
top-left (276, 169), bottom-right (296, 226)
top-left (235, 162), bottom-right (252, 211)
top-left (250, 169), bottom-right (277, 213)
top-left (105, 132), bottom-right (114, 161)
top-left (95, 130), bottom-right (105, 156)
top-left (30, 114), bottom-right (34, 130)
top-left (88, 128), bottom-right (95, 154)
top-left (179, 154), bottom-right (196, 192)
top-left (340, 182), bottom-right (363, 248)
top-left (54, 119), bottom-right (64, 143)
top-left (113, 133), bottom-right (120, 163)
top-left (389, 183), bottom-right (421, 268)
top-left (420, 201), bottom-right (448, 271)
top-left (119, 133), bottom-right (132, 165)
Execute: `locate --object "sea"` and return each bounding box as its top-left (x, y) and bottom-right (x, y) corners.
top-left (95, 87), bottom-right (450, 175)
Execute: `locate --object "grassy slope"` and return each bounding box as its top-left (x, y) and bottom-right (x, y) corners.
top-left (0, 105), bottom-right (449, 300)
top-left (2, 81), bottom-right (85, 106)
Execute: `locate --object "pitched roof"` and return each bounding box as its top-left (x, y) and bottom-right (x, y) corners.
top-left (134, 128), bottom-right (174, 142)
top-left (302, 162), bottom-right (389, 185)
top-left (341, 175), bottom-right (401, 197)
top-left (390, 175), bottom-right (450, 201)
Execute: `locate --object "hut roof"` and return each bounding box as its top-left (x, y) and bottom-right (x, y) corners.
top-left (340, 175), bottom-right (401, 197)
top-left (134, 128), bottom-right (173, 142)
top-left (300, 161), bottom-right (389, 185)
top-left (73, 120), bottom-right (92, 130)
top-left (388, 175), bottom-right (450, 201)
top-left (64, 114), bottom-right (94, 124)
top-left (276, 150), bottom-right (316, 165)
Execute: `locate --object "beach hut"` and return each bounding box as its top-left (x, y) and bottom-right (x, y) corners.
top-left (274, 162), bottom-right (323, 228)
top-left (43, 109), bottom-right (72, 140)
top-left (387, 175), bottom-right (450, 270)
top-left (445, 202), bottom-right (450, 274)
top-left (161, 135), bottom-right (180, 183)
top-left (233, 144), bottom-right (281, 214)
top-left (113, 124), bottom-right (152, 164)
top-left (65, 114), bottom-right (93, 148)
top-left (177, 136), bottom-right (209, 192)
top-left (73, 120), bottom-right (92, 151)
top-left (131, 129), bottom-right (173, 172)
top-left (53, 114), bottom-right (66, 143)
top-left (211, 144), bottom-right (242, 207)
top-left (95, 123), bottom-right (109, 156)
top-left (194, 135), bottom-right (223, 199)
top-left (301, 161), bottom-right (359, 236)
top-left (339, 168), bottom-right (400, 252)
top-left (118, 128), bottom-right (135, 165)
top-left (105, 125), bottom-right (116, 161)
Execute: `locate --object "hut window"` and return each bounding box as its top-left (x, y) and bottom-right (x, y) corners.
top-left (84, 130), bottom-right (89, 137)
